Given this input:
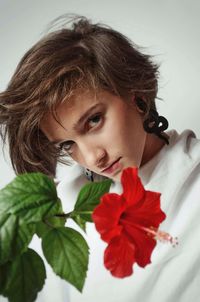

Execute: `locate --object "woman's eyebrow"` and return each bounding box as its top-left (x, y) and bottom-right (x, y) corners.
top-left (72, 103), bottom-right (103, 131)
top-left (52, 103), bottom-right (103, 144)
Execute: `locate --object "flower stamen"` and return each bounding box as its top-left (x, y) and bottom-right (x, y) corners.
top-left (142, 226), bottom-right (179, 247)
top-left (120, 219), bottom-right (178, 248)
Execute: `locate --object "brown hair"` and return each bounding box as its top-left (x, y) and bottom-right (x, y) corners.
top-left (0, 14), bottom-right (159, 178)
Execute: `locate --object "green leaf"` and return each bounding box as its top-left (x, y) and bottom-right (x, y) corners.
top-left (0, 212), bottom-right (35, 265)
top-left (71, 215), bottom-right (86, 232)
top-left (36, 215), bottom-right (66, 238)
top-left (42, 227), bottom-right (89, 292)
top-left (72, 179), bottom-right (112, 223)
top-left (0, 172), bottom-right (63, 224)
top-left (2, 248), bottom-right (46, 302)
top-left (0, 261), bottom-right (8, 295)
top-left (36, 199), bottom-right (66, 238)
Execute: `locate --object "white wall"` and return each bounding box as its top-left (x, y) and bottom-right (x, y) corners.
top-left (0, 0), bottom-right (200, 188)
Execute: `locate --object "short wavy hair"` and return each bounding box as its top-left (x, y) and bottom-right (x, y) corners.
top-left (0, 14), bottom-right (159, 178)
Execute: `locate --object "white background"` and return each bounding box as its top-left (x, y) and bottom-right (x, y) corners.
top-left (0, 0), bottom-right (200, 189)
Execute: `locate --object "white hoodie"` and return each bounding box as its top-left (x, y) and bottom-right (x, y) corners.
top-left (26, 129), bottom-right (200, 302)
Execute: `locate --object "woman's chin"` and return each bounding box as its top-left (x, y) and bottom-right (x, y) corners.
top-left (110, 170), bottom-right (122, 182)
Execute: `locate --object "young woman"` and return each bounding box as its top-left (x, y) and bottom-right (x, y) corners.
top-left (0, 15), bottom-right (200, 302)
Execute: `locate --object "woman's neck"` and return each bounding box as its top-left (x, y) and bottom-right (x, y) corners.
top-left (140, 132), bottom-right (168, 167)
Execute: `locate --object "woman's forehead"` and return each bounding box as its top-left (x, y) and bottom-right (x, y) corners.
top-left (40, 89), bottom-right (105, 141)
top-left (54, 88), bottom-right (122, 115)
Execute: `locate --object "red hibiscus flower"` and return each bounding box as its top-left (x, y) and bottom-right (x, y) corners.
top-left (92, 167), bottom-right (177, 278)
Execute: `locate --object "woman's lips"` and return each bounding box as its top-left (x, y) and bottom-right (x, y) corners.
top-left (101, 157), bottom-right (122, 175)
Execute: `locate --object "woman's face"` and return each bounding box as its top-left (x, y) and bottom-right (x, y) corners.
top-left (41, 89), bottom-right (148, 182)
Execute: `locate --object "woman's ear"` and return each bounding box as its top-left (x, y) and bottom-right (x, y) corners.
top-left (134, 96), bottom-right (148, 114)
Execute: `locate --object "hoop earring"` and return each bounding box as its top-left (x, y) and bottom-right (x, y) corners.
top-left (84, 168), bottom-right (94, 182)
top-left (136, 97), bottom-right (169, 145)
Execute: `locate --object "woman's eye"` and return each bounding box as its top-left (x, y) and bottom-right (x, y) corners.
top-left (59, 141), bottom-right (73, 154)
top-left (87, 114), bottom-right (102, 129)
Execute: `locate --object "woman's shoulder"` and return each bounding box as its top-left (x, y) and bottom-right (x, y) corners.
top-left (139, 128), bottom-right (200, 187)
top-left (166, 128), bottom-right (200, 189)
top-left (167, 128), bottom-right (200, 155)
top-left (150, 128), bottom-right (199, 166)
top-left (164, 128), bottom-right (200, 169)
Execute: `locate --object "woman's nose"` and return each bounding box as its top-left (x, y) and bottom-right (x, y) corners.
top-left (79, 142), bottom-right (107, 170)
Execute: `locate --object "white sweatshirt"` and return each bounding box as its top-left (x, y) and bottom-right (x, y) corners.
top-left (24, 128), bottom-right (200, 302)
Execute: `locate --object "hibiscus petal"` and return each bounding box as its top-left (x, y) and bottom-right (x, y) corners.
top-left (92, 193), bottom-right (125, 242)
top-left (104, 235), bottom-right (136, 278)
top-left (124, 190), bottom-right (166, 229)
top-left (121, 167), bottom-right (145, 207)
top-left (124, 224), bottom-right (157, 268)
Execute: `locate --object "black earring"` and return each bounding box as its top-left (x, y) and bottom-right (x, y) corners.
top-left (85, 168), bottom-right (94, 182)
top-left (136, 97), bottom-right (169, 145)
